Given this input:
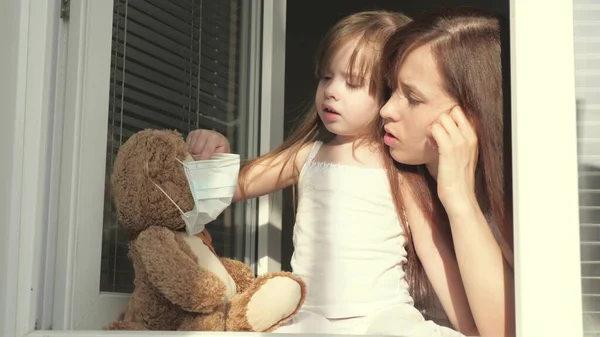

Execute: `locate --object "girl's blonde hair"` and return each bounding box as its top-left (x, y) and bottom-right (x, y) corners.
top-left (239, 10), bottom-right (413, 194)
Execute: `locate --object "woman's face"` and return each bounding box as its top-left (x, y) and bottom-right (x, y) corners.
top-left (380, 44), bottom-right (457, 165)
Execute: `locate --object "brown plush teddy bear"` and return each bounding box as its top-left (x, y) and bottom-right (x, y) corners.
top-left (107, 128), bottom-right (306, 332)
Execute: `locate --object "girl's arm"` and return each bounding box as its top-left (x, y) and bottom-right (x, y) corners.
top-left (231, 143), bottom-right (314, 202)
top-left (404, 189), bottom-right (479, 336)
top-left (186, 128), bottom-right (316, 203)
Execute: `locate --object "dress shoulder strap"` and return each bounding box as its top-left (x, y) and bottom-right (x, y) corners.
top-left (305, 141), bottom-right (323, 165)
top-left (297, 141), bottom-right (323, 184)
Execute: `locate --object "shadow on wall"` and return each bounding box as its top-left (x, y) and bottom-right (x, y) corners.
top-left (576, 98), bottom-right (600, 327)
top-left (281, 0), bottom-right (510, 271)
top-left (579, 161), bottom-right (600, 330)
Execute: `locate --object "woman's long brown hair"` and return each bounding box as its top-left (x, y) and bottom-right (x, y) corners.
top-left (238, 11), bottom-right (412, 197)
top-left (381, 7), bottom-right (513, 313)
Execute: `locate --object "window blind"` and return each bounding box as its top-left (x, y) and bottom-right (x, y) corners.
top-left (101, 0), bottom-right (242, 293)
top-left (575, 1), bottom-right (600, 335)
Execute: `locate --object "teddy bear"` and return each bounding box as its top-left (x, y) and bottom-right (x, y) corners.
top-left (106, 128), bottom-right (306, 332)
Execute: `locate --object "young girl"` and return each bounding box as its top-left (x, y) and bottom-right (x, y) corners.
top-left (187, 10), bottom-right (466, 336)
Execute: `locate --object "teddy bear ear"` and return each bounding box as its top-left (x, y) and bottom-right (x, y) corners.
top-left (130, 129), bottom-right (189, 180)
top-left (110, 129), bottom-right (192, 233)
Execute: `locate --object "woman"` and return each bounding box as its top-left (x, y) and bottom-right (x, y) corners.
top-left (379, 7), bottom-right (515, 337)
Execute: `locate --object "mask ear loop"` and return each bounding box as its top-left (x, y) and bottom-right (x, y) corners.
top-left (144, 161), bottom-right (187, 216)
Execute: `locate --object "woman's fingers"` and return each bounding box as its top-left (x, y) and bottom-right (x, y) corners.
top-left (449, 106), bottom-right (477, 146)
top-left (429, 121), bottom-right (450, 152)
top-left (437, 110), bottom-right (461, 141)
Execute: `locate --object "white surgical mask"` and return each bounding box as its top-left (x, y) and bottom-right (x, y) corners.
top-left (150, 153), bottom-right (240, 235)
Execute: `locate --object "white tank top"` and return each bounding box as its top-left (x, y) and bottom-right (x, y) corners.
top-left (290, 141), bottom-right (414, 318)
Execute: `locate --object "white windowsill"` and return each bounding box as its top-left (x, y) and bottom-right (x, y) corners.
top-left (28, 332), bottom-right (355, 337)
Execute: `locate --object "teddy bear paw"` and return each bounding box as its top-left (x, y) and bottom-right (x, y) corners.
top-left (245, 276), bottom-right (302, 331)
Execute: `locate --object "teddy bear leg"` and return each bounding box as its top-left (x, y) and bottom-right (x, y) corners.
top-left (106, 321), bottom-right (148, 330)
top-left (219, 257), bottom-right (255, 293)
top-left (179, 310), bottom-right (227, 331)
top-left (225, 272), bottom-right (306, 332)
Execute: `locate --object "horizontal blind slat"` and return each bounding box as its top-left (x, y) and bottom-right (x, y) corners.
top-left (129, 1), bottom-right (198, 34)
top-left (112, 71), bottom-right (232, 115)
top-left (583, 262), bottom-right (600, 278)
top-left (581, 191), bottom-right (600, 207)
top-left (581, 207), bottom-right (600, 227)
top-left (109, 104), bottom-right (228, 137)
top-left (112, 13), bottom-right (233, 71)
top-left (112, 33), bottom-right (233, 86)
top-left (112, 20), bottom-right (231, 74)
top-left (112, 55), bottom-right (232, 102)
top-left (581, 174), bottom-right (600, 189)
top-left (110, 84), bottom-right (235, 128)
top-left (125, 5), bottom-right (199, 47)
top-left (575, 9), bottom-right (600, 22)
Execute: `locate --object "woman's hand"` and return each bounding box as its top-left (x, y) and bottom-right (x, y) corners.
top-left (186, 129), bottom-right (231, 160)
top-left (429, 106), bottom-right (479, 214)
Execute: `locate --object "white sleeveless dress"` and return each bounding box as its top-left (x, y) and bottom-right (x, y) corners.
top-left (274, 141), bottom-right (465, 336)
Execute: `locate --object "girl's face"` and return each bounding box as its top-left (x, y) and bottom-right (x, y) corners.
top-left (315, 39), bottom-right (380, 141)
top-left (380, 45), bottom-right (456, 165)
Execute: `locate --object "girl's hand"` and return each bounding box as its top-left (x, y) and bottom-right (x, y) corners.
top-left (186, 129), bottom-right (231, 160)
top-left (429, 106), bottom-right (479, 214)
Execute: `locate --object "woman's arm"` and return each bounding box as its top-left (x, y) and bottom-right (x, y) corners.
top-left (404, 189), bottom-right (479, 336)
top-left (429, 107), bottom-right (515, 337)
top-left (445, 197), bottom-right (515, 337)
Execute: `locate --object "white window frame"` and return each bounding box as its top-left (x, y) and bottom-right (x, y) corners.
top-left (510, 1), bottom-right (583, 335)
top-left (0, 0), bottom-right (584, 336)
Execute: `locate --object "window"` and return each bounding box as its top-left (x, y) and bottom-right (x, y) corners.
top-left (36, 0), bottom-right (279, 332)
top-left (574, 1), bottom-right (600, 334)
top-left (101, 0), bottom-right (250, 294)
top-left (0, 0), bottom-right (585, 336)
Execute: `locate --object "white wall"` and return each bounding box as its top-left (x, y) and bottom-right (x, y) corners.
top-left (0, 0), bottom-right (22, 335)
